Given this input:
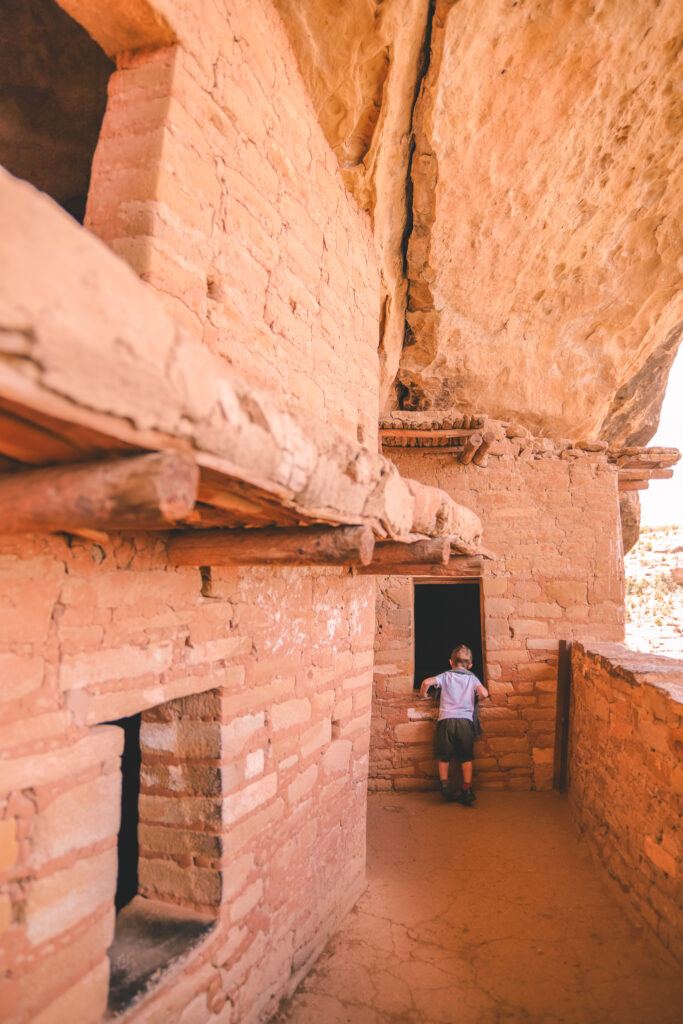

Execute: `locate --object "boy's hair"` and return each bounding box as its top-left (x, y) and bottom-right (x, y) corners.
top-left (450, 644), bottom-right (473, 667)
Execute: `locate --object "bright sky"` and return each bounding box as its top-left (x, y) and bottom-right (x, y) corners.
top-left (639, 345), bottom-right (683, 527)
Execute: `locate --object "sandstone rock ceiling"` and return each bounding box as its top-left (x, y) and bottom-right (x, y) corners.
top-left (276, 0), bottom-right (683, 444)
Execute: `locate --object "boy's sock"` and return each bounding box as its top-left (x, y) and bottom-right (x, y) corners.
top-left (462, 782), bottom-right (471, 790)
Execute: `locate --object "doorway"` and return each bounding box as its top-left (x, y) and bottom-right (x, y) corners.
top-left (0, 0), bottom-right (114, 222)
top-left (413, 581), bottom-right (485, 687)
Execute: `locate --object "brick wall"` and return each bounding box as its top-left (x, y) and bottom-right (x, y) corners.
top-left (85, 0), bottom-right (379, 445)
top-left (569, 643), bottom-right (683, 965)
top-left (371, 452), bottom-right (625, 791)
top-left (1, 1), bottom-right (382, 1021)
top-left (0, 534), bottom-right (375, 1022)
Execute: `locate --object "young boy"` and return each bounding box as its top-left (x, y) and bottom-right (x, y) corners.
top-left (419, 643), bottom-right (489, 805)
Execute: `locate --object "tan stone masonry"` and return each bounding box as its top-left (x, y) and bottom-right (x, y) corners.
top-left (569, 642), bottom-right (683, 966)
top-left (370, 451), bottom-right (625, 792)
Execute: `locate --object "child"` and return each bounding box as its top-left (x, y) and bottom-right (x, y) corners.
top-left (419, 643), bottom-right (489, 805)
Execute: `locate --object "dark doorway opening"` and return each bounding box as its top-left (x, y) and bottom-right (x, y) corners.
top-left (0, 0), bottom-right (114, 222)
top-left (114, 712), bottom-right (141, 912)
top-left (413, 581), bottom-right (484, 687)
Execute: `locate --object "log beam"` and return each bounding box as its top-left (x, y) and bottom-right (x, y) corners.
top-left (0, 452), bottom-right (199, 533)
top-left (472, 430), bottom-right (497, 467)
top-left (370, 537), bottom-right (450, 570)
top-left (356, 546), bottom-right (481, 577)
top-left (459, 432), bottom-right (483, 465)
top-left (618, 480), bottom-right (649, 491)
top-left (167, 524), bottom-right (375, 567)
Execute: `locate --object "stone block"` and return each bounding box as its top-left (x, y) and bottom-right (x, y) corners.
top-left (395, 722), bottom-right (435, 744)
top-left (32, 772), bottom-right (121, 865)
top-left (31, 961), bottom-right (109, 1024)
top-left (509, 618), bottom-right (549, 637)
top-left (245, 750), bottom-right (265, 779)
top-left (59, 643), bottom-right (173, 690)
top-left (0, 726), bottom-right (123, 797)
top-left (532, 747), bottom-right (554, 765)
top-left (287, 764), bottom-right (318, 804)
top-left (26, 848), bottom-right (117, 946)
top-left (0, 653), bottom-right (44, 702)
top-left (321, 740), bottom-right (352, 776)
top-left (223, 774), bottom-right (278, 826)
top-left (300, 718), bottom-right (332, 758)
top-left (138, 857), bottom-right (221, 905)
top-left (230, 878), bottom-right (264, 923)
top-left (185, 636), bottom-right (251, 665)
top-left (270, 698), bottom-right (311, 731)
top-left (342, 670), bottom-right (373, 691)
top-left (644, 836), bottom-right (677, 877)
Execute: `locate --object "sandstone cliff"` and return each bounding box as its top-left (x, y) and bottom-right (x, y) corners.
top-left (275, 0), bottom-right (683, 445)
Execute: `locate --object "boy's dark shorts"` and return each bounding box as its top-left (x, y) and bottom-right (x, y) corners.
top-left (434, 718), bottom-right (475, 763)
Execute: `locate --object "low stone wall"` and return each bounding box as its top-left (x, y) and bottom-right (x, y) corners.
top-left (372, 451), bottom-right (625, 792)
top-left (569, 642), bottom-right (683, 965)
top-left (370, 690), bottom-right (533, 792)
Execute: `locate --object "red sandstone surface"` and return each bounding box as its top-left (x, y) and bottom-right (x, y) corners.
top-left (0, 1), bottom-right (681, 1022)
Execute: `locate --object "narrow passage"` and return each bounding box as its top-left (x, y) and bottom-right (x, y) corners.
top-left (274, 791), bottom-right (683, 1024)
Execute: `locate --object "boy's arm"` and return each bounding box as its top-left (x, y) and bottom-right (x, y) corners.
top-left (476, 683), bottom-right (490, 700)
top-left (419, 676), bottom-right (438, 699)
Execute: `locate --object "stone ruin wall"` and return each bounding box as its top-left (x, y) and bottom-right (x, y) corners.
top-left (569, 643), bottom-right (683, 966)
top-left (0, 2), bottom-right (381, 1022)
top-left (83, 0), bottom-right (379, 447)
top-left (371, 444), bottom-right (625, 793)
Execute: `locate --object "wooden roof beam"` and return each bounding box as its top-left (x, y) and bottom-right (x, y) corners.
top-left (0, 452), bottom-right (198, 534)
top-left (167, 525), bottom-right (375, 567)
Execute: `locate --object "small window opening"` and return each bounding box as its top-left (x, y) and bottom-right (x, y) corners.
top-left (115, 713), bottom-right (141, 912)
top-left (413, 581), bottom-right (485, 687)
top-left (0, 0), bottom-right (114, 222)
top-left (108, 700), bottom-right (218, 1016)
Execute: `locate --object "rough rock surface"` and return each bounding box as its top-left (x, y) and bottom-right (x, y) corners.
top-left (620, 491), bottom-right (642, 555)
top-left (273, 0), bottom-right (433, 413)
top-left (276, 0), bottom-right (683, 443)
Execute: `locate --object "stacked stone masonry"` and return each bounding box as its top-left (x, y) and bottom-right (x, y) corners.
top-left (569, 643), bottom-right (683, 966)
top-left (0, 535), bottom-right (375, 1023)
top-left (0, 1), bottom-right (381, 1022)
top-left (371, 446), bottom-right (625, 792)
top-left (1, 0), bottom-right (681, 1021)
top-left (85, 0), bottom-right (380, 446)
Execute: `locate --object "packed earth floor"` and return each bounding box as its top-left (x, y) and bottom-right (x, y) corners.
top-left (273, 791), bottom-right (683, 1024)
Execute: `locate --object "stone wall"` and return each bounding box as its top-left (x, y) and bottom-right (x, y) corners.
top-left (0, 1), bottom-right (381, 1022)
top-left (569, 643), bottom-right (683, 966)
top-left (84, 0), bottom-right (379, 444)
top-left (371, 450), bottom-right (625, 791)
top-left (0, 536), bottom-right (374, 1023)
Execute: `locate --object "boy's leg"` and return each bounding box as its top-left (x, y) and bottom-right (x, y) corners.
top-left (454, 721), bottom-right (476, 805)
top-left (438, 760), bottom-right (450, 783)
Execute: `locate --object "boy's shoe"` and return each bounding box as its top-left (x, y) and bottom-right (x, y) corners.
top-left (456, 788), bottom-right (476, 807)
top-left (440, 785), bottom-right (456, 803)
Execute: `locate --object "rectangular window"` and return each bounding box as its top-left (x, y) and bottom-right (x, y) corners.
top-left (413, 580), bottom-right (485, 687)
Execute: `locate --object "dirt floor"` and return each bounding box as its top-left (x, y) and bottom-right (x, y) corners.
top-left (273, 791), bottom-right (683, 1024)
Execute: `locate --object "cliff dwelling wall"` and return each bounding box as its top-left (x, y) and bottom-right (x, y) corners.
top-left (0, 2), bottom-right (381, 1022)
top-left (371, 449), bottom-right (625, 792)
top-left (569, 643), bottom-right (683, 965)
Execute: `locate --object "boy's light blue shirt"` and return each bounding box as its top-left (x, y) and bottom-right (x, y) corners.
top-left (433, 668), bottom-right (481, 722)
